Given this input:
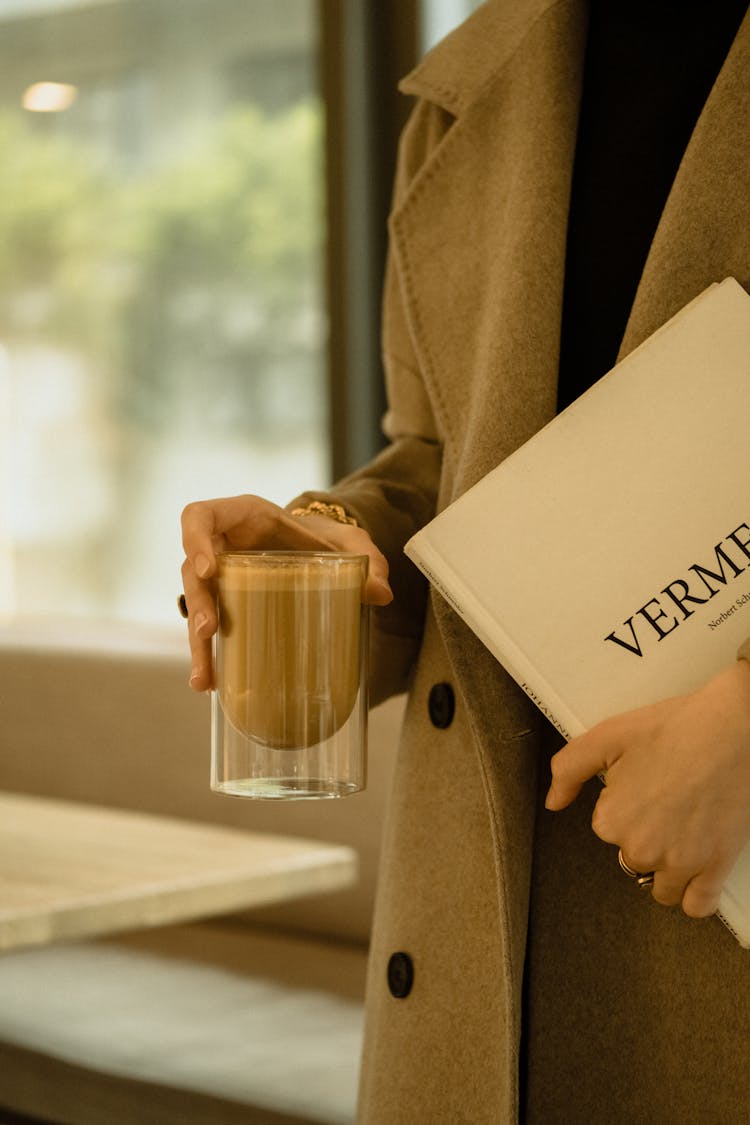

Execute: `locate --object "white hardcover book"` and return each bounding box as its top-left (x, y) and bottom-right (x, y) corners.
top-left (405, 278), bottom-right (750, 947)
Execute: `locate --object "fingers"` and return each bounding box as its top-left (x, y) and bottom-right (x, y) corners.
top-left (619, 859), bottom-right (691, 911)
top-left (681, 880), bottom-right (722, 919)
top-left (181, 558), bottom-right (216, 691)
top-left (607, 814), bottom-right (718, 915)
top-left (546, 682), bottom-right (748, 924)
top-left (180, 495), bottom-right (394, 691)
top-left (329, 523), bottom-right (393, 605)
top-left (262, 509), bottom-right (394, 606)
top-left (181, 495), bottom-right (293, 577)
top-left (615, 846), bottom-right (727, 918)
top-left (180, 495), bottom-right (290, 691)
top-left (181, 496), bottom-right (394, 602)
top-left (180, 498), bottom-right (223, 578)
top-left (545, 725), bottom-right (617, 810)
top-left (637, 868), bottom-right (720, 918)
top-left (681, 857), bottom-right (734, 918)
top-left (649, 869), bottom-right (689, 908)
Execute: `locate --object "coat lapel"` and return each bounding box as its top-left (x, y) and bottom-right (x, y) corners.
top-left (393, 1), bottom-right (750, 485)
top-left (390, 0), bottom-right (587, 499)
top-left (386, 1), bottom-right (589, 1067)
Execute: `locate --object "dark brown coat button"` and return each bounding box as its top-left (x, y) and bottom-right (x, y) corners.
top-left (428, 682), bottom-right (455, 728)
top-left (387, 952), bottom-right (414, 998)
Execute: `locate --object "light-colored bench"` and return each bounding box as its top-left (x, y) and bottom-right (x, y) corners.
top-left (0, 627), bottom-right (403, 1125)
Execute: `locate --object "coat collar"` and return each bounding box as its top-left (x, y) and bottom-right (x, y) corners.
top-left (400, 0), bottom-right (566, 118)
top-left (389, 0), bottom-right (587, 490)
top-left (391, 0), bottom-right (750, 490)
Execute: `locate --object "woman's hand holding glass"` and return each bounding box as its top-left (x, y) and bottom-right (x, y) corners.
top-left (180, 494), bottom-right (393, 691)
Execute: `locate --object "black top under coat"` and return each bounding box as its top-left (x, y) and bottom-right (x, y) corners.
top-left (556, 1), bottom-right (747, 410)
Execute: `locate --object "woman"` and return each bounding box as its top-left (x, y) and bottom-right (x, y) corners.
top-left (181, 2), bottom-right (750, 1120)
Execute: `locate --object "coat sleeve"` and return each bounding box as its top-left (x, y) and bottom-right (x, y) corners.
top-left (289, 100), bottom-right (453, 705)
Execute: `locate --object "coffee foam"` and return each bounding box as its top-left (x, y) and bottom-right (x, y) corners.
top-left (218, 555), bottom-right (365, 592)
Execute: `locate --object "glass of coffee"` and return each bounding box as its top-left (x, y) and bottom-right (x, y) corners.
top-left (211, 550), bottom-right (368, 799)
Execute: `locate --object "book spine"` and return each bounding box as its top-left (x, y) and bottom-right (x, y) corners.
top-left (405, 539), bottom-right (584, 741)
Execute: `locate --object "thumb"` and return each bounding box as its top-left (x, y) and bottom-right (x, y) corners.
top-left (285, 511), bottom-right (393, 606)
top-left (363, 552), bottom-right (393, 606)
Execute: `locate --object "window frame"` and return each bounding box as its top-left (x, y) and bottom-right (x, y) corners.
top-left (319, 0), bottom-right (418, 479)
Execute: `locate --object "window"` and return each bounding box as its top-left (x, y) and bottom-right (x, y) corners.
top-left (1, 0), bottom-right (478, 636)
top-left (420, 0), bottom-right (483, 51)
top-left (0, 0), bottom-right (327, 625)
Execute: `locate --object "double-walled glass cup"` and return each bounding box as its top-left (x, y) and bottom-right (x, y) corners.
top-left (211, 551), bottom-right (368, 799)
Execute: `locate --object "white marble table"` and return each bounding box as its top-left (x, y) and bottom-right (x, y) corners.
top-left (0, 791), bottom-right (358, 953)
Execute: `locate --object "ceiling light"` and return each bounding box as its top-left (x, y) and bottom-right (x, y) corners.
top-left (22, 82), bottom-right (78, 113)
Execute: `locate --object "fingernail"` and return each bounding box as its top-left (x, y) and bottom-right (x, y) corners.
top-left (195, 553), bottom-right (211, 578)
top-left (194, 612), bottom-right (208, 635)
top-left (189, 668), bottom-right (205, 689)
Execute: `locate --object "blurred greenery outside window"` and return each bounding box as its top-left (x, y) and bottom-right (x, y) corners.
top-left (0, 0), bottom-right (326, 626)
top-left (0, 0), bottom-right (479, 632)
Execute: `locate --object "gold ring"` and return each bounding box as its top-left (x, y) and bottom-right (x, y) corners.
top-left (618, 848), bottom-right (655, 887)
top-left (618, 848), bottom-right (640, 879)
top-left (177, 594), bottom-right (188, 619)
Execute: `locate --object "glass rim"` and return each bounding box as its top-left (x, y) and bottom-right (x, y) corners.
top-left (217, 550), bottom-right (368, 565)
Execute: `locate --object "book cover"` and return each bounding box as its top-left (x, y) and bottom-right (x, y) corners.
top-left (405, 277), bottom-right (750, 946)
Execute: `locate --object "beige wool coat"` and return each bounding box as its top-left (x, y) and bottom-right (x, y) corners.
top-left (296, 1), bottom-right (750, 1121)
